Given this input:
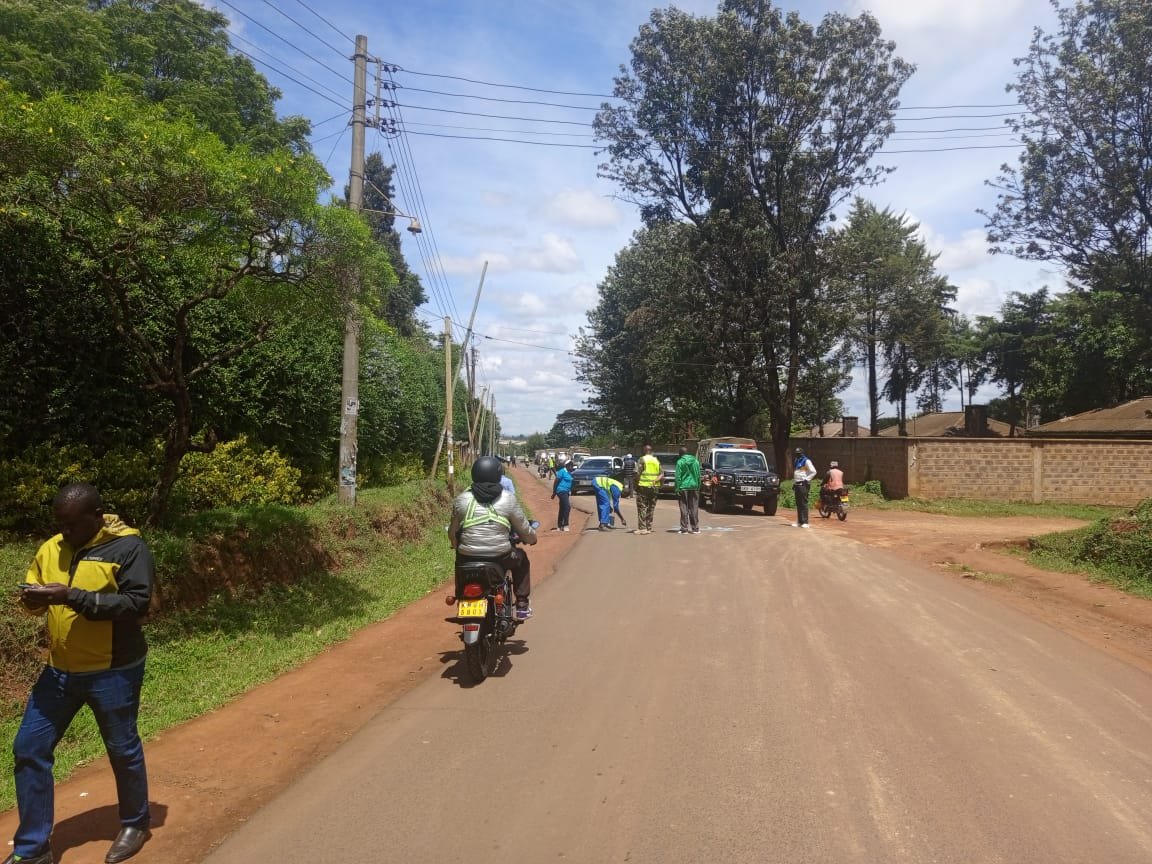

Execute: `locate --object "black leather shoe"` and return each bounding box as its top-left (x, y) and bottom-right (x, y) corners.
top-left (105, 827), bottom-right (150, 863)
top-left (2, 850), bottom-right (53, 864)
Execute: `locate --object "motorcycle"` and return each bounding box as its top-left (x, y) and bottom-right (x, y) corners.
top-left (538, 463), bottom-right (548, 478)
top-left (447, 522), bottom-right (538, 683)
top-left (818, 486), bottom-right (849, 521)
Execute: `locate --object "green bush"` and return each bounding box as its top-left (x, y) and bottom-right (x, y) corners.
top-left (1033, 498), bottom-right (1152, 585)
top-left (171, 436), bottom-right (302, 511)
top-left (359, 451), bottom-right (426, 487)
top-left (0, 442), bottom-right (158, 531)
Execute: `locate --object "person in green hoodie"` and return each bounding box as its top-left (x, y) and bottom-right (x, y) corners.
top-left (674, 446), bottom-right (702, 534)
top-left (9, 483), bottom-right (153, 864)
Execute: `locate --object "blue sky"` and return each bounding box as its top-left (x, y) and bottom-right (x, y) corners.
top-left (207, 0), bottom-right (1062, 435)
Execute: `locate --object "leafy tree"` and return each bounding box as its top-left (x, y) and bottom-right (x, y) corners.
top-left (360, 154), bottom-right (428, 336)
top-left (975, 289), bottom-right (1052, 434)
top-left (0, 89), bottom-right (387, 522)
top-left (0, 0), bottom-right (310, 152)
top-left (984, 0), bottom-right (1152, 302)
top-left (835, 200), bottom-right (952, 434)
top-left (594, 0), bottom-right (913, 471)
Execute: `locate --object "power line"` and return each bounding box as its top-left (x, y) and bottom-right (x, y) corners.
top-left (227, 28), bottom-right (345, 103)
top-left (391, 65), bottom-right (1024, 113)
top-left (213, 0), bottom-right (351, 84)
top-left (258, 0), bottom-right (351, 61)
top-left (291, 0), bottom-right (355, 44)
top-left (398, 85), bottom-right (606, 111)
top-left (226, 39), bottom-right (345, 109)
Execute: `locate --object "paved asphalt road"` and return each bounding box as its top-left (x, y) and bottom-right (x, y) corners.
top-left (205, 499), bottom-right (1152, 863)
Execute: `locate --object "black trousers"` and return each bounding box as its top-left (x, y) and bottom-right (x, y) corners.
top-left (794, 481), bottom-right (810, 525)
top-left (455, 550), bottom-right (531, 602)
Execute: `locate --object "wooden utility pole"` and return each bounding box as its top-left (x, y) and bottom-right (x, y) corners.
top-left (444, 316), bottom-right (455, 494)
top-left (337, 34), bottom-right (369, 505)
top-left (430, 263), bottom-right (487, 477)
top-left (469, 385), bottom-right (486, 457)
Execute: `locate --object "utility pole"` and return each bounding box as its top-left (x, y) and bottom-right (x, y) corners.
top-left (429, 262), bottom-right (487, 476)
top-left (337, 34), bottom-right (369, 505)
top-left (489, 391), bottom-right (496, 455)
top-left (475, 389), bottom-right (488, 457)
top-left (470, 385), bottom-right (486, 457)
top-left (444, 316), bottom-right (454, 494)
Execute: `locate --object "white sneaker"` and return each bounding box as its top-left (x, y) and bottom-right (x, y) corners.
top-left (800, 523), bottom-right (810, 529)
top-left (562, 526), bottom-right (570, 532)
top-left (791, 522), bottom-right (800, 528)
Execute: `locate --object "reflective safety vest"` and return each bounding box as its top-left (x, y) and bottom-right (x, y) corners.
top-left (637, 454), bottom-right (661, 488)
top-left (461, 496), bottom-right (511, 531)
top-left (594, 475), bottom-right (623, 494)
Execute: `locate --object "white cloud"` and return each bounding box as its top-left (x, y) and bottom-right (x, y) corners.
top-left (538, 188), bottom-right (622, 229)
top-left (439, 234), bottom-right (581, 275)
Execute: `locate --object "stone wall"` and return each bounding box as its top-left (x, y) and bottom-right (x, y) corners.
top-left (787, 436), bottom-right (1152, 505)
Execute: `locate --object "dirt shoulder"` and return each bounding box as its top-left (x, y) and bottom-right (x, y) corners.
top-left (817, 508), bottom-right (1152, 677)
top-left (3, 486), bottom-right (1149, 864)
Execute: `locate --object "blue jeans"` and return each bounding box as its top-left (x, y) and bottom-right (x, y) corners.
top-left (13, 662), bottom-right (150, 857)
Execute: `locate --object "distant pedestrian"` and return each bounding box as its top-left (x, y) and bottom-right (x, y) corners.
top-left (593, 475), bottom-right (626, 530)
top-left (791, 446), bottom-right (817, 528)
top-left (551, 460), bottom-right (573, 532)
top-left (621, 453), bottom-right (637, 497)
top-left (11, 483), bottom-right (154, 864)
top-left (635, 444), bottom-right (661, 534)
top-left (674, 446), bottom-right (702, 534)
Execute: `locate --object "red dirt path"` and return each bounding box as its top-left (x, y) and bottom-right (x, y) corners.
top-left (3, 476), bottom-right (1150, 864)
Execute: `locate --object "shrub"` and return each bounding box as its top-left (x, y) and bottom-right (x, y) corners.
top-left (360, 451), bottom-right (426, 487)
top-left (0, 442), bottom-right (158, 531)
top-left (171, 436), bottom-right (302, 511)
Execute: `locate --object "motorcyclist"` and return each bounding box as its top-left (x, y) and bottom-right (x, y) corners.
top-left (449, 456), bottom-right (538, 620)
top-left (822, 460), bottom-right (845, 507)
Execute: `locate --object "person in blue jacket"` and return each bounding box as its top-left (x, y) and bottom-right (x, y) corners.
top-left (550, 460), bottom-right (574, 532)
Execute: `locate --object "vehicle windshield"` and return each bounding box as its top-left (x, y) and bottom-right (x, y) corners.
top-left (714, 451), bottom-right (768, 471)
top-left (579, 458), bottom-right (612, 472)
top-left (656, 454), bottom-right (679, 468)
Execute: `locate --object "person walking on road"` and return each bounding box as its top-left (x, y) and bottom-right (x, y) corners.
top-left (674, 446), bottom-right (702, 534)
top-left (791, 446), bottom-right (817, 528)
top-left (593, 475), bottom-right (627, 530)
top-left (635, 444), bottom-right (661, 535)
top-left (10, 483), bottom-right (154, 864)
top-left (551, 460), bottom-right (574, 532)
top-left (621, 453), bottom-right (637, 498)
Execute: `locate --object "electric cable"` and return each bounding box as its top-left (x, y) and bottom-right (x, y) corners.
top-left (213, 0), bottom-right (352, 84)
top-left (291, 0), bottom-right (355, 44)
top-left (258, 0), bottom-right (350, 59)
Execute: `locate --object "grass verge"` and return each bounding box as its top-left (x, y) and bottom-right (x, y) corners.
top-left (0, 482), bottom-right (455, 811)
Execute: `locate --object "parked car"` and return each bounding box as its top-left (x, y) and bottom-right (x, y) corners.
top-left (570, 456), bottom-right (627, 495)
top-left (654, 452), bottom-right (679, 496)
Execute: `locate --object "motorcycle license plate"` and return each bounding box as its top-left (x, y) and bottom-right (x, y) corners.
top-left (457, 599), bottom-right (488, 618)
top-left (739, 486), bottom-right (760, 493)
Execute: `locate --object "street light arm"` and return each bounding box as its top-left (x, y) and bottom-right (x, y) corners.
top-left (363, 178), bottom-right (423, 233)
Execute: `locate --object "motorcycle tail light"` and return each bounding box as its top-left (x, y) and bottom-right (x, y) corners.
top-left (463, 623), bottom-right (480, 632)
top-left (461, 583), bottom-right (485, 599)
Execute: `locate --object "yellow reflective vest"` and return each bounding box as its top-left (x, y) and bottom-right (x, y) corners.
top-left (637, 454), bottom-right (662, 488)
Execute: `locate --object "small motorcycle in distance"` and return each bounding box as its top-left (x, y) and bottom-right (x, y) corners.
top-left (447, 522), bottom-right (538, 683)
top-left (818, 486), bottom-right (849, 521)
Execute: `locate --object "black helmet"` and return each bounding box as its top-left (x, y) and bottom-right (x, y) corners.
top-left (794, 447), bottom-right (804, 455)
top-left (471, 456), bottom-right (502, 484)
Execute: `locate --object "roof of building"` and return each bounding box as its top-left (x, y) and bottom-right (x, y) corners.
top-left (876, 412), bottom-right (1014, 438)
top-left (805, 422), bottom-right (851, 438)
top-left (1027, 397), bottom-right (1152, 437)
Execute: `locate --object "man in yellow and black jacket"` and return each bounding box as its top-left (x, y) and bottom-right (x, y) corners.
top-left (10, 483), bottom-right (153, 864)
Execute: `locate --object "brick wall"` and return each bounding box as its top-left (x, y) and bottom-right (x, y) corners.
top-left (788, 436), bottom-right (1152, 506)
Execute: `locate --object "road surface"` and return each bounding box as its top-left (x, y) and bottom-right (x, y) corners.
top-left (204, 498), bottom-right (1152, 863)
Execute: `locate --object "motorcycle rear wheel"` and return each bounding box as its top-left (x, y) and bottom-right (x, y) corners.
top-left (837, 508), bottom-right (847, 522)
top-left (464, 635), bottom-right (497, 683)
